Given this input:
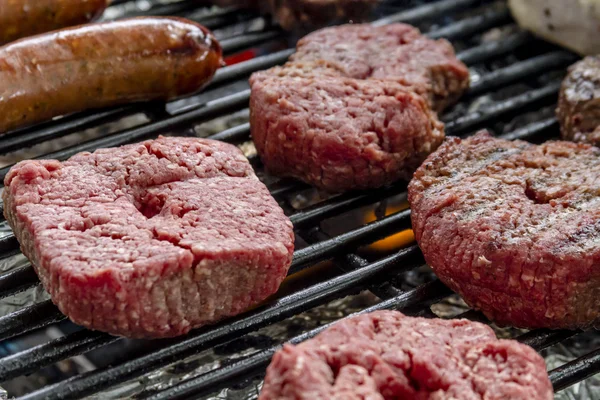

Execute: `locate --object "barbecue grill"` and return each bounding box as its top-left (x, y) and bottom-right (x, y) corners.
top-left (0, 0), bottom-right (598, 398)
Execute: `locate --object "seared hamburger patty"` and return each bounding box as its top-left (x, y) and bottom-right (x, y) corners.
top-left (250, 75), bottom-right (444, 192)
top-left (260, 311), bottom-right (553, 400)
top-left (558, 56), bottom-right (600, 145)
top-left (3, 137), bottom-right (294, 338)
top-left (409, 131), bottom-right (600, 329)
top-left (290, 23), bottom-right (470, 111)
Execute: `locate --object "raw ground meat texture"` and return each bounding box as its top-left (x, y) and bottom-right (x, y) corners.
top-left (409, 130), bottom-right (600, 329)
top-left (250, 75), bottom-right (444, 192)
top-left (289, 23), bottom-right (470, 112)
top-left (259, 310), bottom-right (553, 400)
top-left (3, 136), bottom-right (294, 338)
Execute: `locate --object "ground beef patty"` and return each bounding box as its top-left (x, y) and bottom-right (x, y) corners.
top-left (3, 137), bottom-right (294, 338)
top-left (290, 23), bottom-right (470, 112)
top-left (250, 76), bottom-right (444, 192)
top-left (259, 310), bottom-right (552, 400)
top-left (409, 131), bottom-right (600, 329)
top-left (557, 56), bottom-right (600, 145)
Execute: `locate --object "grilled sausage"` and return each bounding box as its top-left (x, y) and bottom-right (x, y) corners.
top-left (0, 0), bottom-right (109, 45)
top-left (0, 17), bottom-right (223, 134)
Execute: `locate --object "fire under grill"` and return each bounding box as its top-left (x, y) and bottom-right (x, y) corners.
top-left (0, 0), bottom-right (599, 398)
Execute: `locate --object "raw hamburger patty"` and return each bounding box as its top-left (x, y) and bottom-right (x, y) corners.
top-left (409, 131), bottom-right (600, 329)
top-left (260, 310), bottom-right (552, 400)
top-left (289, 23), bottom-right (470, 111)
top-left (3, 137), bottom-right (294, 338)
top-left (557, 56), bottom-right (600, 145)
top-left (250, 76), bottom-right (444, 192)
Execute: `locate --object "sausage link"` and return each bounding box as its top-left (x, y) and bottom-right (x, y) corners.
top-left (0, 17), bottom-right (223, 134)
top-left (0, 0), bottom-right (109, 45)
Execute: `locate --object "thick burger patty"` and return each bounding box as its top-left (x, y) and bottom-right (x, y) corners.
top-left (409, 131), bottom-right (600, 329)
top-left (250, 76), bottom-right (444, 192)
top-left (3, 137), bottom-right (294, 338)
top-left (259, 311), bottom-right (553, 400)
top-left (290, 23), bottom-right (470, 112)
top-left (557, 56), bottom-right (600, 145)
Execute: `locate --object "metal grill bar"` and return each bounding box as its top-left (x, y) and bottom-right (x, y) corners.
top-left (550, 349), bottom-right (600, 392)
top-left (220, 30), bottom-right (282, 55)
top-left (427, 5), bottom-right (511, 40)
top-left (445, 82), bottom-right (562, 135)
top-left (373, 0), bottom-right (482, 26)
top-left (467, 51), bottom-right (577, 97)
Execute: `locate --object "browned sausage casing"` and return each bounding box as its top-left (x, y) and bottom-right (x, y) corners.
top-left (0, 17), bottom-right (223, 134)
top-left (0, 0), bottom-right (109, 45)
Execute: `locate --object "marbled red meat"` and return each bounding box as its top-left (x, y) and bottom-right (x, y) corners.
top-left (3, 137), bottom-right (294, 338)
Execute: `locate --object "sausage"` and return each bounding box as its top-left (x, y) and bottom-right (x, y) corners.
top-left (0, 0), bottom-right (109, 45)
top-left (0, 17), bottom-right (223, 134)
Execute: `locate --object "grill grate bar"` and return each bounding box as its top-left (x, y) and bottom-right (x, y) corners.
top-left (13, 248), bottom-right (422, 399)
top-left (549, 348), bottom-right (600, 392)
top-left (207, 49), bottom-right (295, 90)
top-left (456, 30), bottom-right (532, 65)
top-left (0, 300), bottom-right (66, 342)
top-left (220, 30), bottom-right (282, 55)
top-left (138, 280), bottom-right (453, 400)
top-left (427, 5), bottom-right (511, 41)
top-left (445, 81), bottom-right (561, 135)
top-left (517, 329), bottom-right (578, 351)
top-left (0, 265), bottom-right (38, 300)
top-left (499, 117), bottom-right (559, 141)
top-left (373, 0), bottom-right (483, 26)
top-left (289, 209), bottom-right (411, 274)
top-left (289, 184), bottom-right (407, 229)
top-left (0, 330), bottom-right (118, 383)
top-left (467, 51), bottom-right (577, 97)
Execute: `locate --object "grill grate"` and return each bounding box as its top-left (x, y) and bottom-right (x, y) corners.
top-left (0, 0), bottom-right (598, 399)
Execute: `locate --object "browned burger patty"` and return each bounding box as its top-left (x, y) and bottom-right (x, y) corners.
top-left (250, 75), bottom-right (444, 192)
top-left (0, 17), bottom-right (222, 135)
top-left (290, 23), bottom-right (470, 112)
top-left (408, 131), bottom-right (600, 330)
top-left (557, 56), bottom-right (600, 145)
top-left (260, 311), bottom-right (553, 400)
top-left (0, 0), bottom-right (109, 45)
